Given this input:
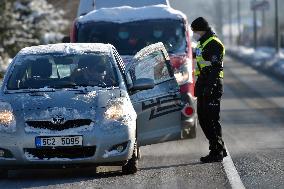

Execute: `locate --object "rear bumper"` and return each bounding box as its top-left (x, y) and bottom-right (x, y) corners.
top-left (180, 92), bottom-right (197, 138)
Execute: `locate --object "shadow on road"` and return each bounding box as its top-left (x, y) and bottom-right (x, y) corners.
top-left (140, 161), bottom-right (202, 171)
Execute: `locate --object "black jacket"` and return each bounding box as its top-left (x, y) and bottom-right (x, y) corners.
top-left (195, 30), bottom-right (224, 98)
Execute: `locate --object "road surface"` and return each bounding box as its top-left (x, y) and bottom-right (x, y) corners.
top-left (0, 56), bottom-right (283, 189)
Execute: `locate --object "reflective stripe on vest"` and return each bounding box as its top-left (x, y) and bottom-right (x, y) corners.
top-left (195, 36), bottom-right (225, 78)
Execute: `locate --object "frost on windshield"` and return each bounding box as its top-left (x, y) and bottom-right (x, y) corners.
top-left (0, 101), bottom-right (16, 133)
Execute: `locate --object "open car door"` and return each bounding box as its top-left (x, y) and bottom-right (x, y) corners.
top-left (126, 43), bottom-right (183, 146)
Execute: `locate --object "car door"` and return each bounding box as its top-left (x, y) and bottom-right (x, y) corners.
top-left (127, 43), bottom-right (183, 146)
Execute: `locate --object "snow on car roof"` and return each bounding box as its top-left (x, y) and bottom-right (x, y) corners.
top-left (18, 43), bottom-right (113, 55)
top-left (95, 0), bottom-right (170, 9)
top-left (78, 4), bottom-right (187, 24)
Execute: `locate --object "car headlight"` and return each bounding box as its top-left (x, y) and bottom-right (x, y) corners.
top-left (0, 110), bottom-right (14, 125)
top-left (104, 99), bottom-right (125, 121)
top-left (0, 101), bottom-right (16, 132)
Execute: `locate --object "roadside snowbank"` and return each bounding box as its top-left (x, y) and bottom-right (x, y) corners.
top-left (227, 46), bottom-right (284, 80)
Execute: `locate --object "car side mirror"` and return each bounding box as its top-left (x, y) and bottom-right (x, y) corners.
top-left (131, 78), bottom-right (154, 91)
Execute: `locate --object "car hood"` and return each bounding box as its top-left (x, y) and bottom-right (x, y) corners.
top-left (3, 88), bottom-right (122, 121)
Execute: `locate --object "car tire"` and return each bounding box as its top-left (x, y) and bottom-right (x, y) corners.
top-left (0, 169), bottom-right (8, 179)
top-left (122, 142), bottom-right (138, 174)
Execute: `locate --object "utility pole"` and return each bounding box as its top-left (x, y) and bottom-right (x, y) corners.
top-left (261, 9), bottom-right (266, 43)
top-left (253, 0), bottom-right (257, 49)
top-left (228, 0), bottom-right (233, 45)
top-left (237, 0), bottom-right (241, 46)
top-left (215, 0), bottom-right (224, 40)
top-left (275, 0), bottom-right (280, 54)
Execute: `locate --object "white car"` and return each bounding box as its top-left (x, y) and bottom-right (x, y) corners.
top-left (0, 42), bottom-right (191, 178)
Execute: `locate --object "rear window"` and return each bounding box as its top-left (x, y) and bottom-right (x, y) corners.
top-left (77, 19), bottom-right (186, 55)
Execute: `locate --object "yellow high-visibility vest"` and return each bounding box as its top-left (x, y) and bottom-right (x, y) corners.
top-left (195, 36), bottom-right (225, 78)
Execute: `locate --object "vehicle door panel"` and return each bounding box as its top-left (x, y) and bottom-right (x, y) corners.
top-left (128, 43), bottom-right (182, 146)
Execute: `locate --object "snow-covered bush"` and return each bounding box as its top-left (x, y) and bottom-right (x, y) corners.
top-left (0, 0), bottom-right (68, 70)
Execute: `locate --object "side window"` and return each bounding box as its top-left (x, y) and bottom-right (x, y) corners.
top-left (134, 50), bottom-right (170, 84)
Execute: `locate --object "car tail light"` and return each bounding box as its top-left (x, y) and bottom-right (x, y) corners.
top-left (182, 105), bottom-right (194, 117)
top-left (170, 55), bottom-right (194, 94)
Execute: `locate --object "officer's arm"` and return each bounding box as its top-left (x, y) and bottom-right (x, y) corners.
top-left (206, 42), bottom-right (224, 86)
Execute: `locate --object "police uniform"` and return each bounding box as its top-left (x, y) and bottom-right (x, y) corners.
top-left (191, 17), bottom-right (227, 163)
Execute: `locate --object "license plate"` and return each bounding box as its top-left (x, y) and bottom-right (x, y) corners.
top-left (35, 136), bottom-right (83, 148)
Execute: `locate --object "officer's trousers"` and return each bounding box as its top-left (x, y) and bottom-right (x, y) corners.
top-left (197, 95), bottom-right (226, 155)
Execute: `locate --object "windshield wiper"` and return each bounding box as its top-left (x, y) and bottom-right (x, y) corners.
top-left (48, 82), bottom-right (78, 89)
top-left (5, 88), bottom-right (55, 94)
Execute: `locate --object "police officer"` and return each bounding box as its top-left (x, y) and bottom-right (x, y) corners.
top-left (191, 17), bottom-right (227, 163)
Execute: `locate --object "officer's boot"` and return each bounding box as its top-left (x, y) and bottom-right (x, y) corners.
top-left (200, 151), bottom-right (223, 163)
top-left (200, 143), bottom-right (224, 163)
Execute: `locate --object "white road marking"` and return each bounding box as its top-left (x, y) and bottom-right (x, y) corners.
top-left (222, 147), bottom-right (246, 189)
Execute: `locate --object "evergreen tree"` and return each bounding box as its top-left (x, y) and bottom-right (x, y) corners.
top-left (0, 0), bottom-right (68, 70)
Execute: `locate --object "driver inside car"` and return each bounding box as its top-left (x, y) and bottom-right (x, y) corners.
top-left (71, 56), bottom-right (106, 86)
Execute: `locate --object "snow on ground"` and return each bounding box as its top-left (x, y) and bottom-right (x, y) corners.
top-left (227, 46), bottom-right (284, 80)
top-left (78, 4), bottom-right (186, 24)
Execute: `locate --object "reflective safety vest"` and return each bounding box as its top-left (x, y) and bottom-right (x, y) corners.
top-left (195, 36), bottom-right (225, 78)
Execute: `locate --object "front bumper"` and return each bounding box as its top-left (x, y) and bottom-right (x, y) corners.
top-left (0, 122), bottom-right (136, 169)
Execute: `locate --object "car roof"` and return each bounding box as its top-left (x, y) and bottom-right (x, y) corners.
top-left (77, 0), bottom-right (170, 17)
top-left (18, 43), bottom-right (114, 56)
top-left (95, 0), bottom-right (170, 9)
top-left (77, 4), bottom-right (186, 24)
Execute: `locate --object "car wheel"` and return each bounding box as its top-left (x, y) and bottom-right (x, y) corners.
top-left (0, 169), bottom-right (8, 179)
top-left (122, 142), bottom-right (138, 174)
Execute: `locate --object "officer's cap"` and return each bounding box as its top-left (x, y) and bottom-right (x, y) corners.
top-left (191, 17), bottom-right (210, 32)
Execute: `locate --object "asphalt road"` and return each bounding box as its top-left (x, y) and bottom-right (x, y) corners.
top-left (0, 56), bottom-right (283, 189)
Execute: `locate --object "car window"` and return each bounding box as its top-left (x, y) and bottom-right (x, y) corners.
top-left (6, 53), bottom-right (118, 90)
top-left (77, 19), bottom-right (186, 55)
top-left (130, 50), bottom-right (170, 84)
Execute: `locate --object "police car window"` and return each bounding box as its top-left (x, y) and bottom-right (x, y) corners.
top-left (133, 50), bottom-right (170, 84)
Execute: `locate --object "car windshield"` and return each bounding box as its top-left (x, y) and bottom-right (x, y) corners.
top-left (6, 53), bottom-right (118, 90)
top-left (77, 19), bottom-right (187, 55)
